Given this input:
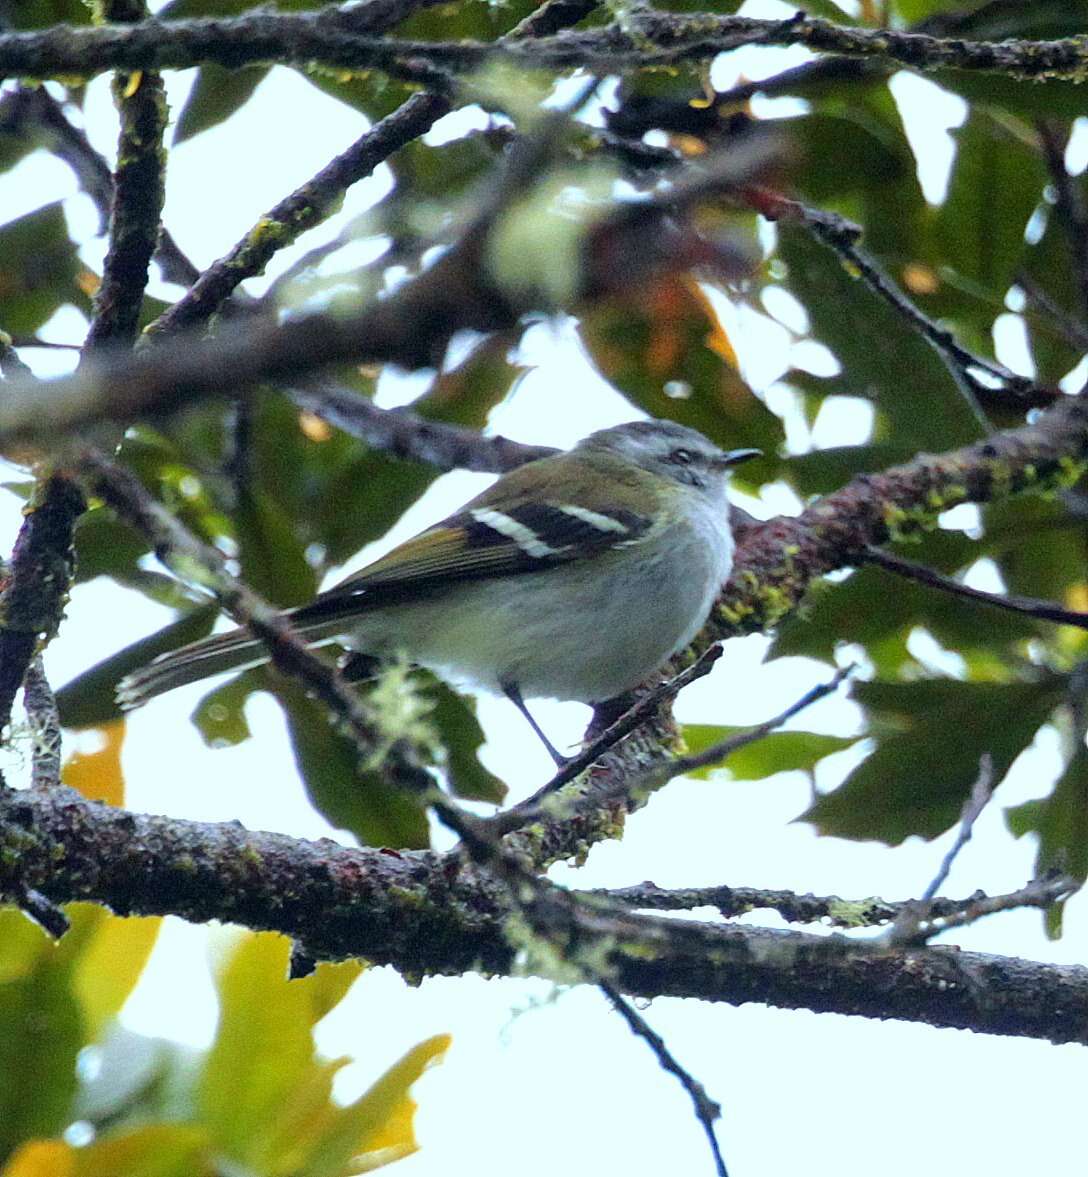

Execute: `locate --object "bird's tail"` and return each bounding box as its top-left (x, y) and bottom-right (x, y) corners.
top-left (116, 616), bottom-right (343, 709)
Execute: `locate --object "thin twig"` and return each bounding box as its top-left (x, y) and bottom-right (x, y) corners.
top-left (1016, 271), bottom-right (1088, 355)
top-left (9, 881), bottom-right (70, 939)
top-left (23, 655), bottom-right (61, 791)
top-left (600, 979), bottom-right (728, 1177)
top-left (748, 190), bottom-right (1046, 428)
top-left (491, 647), bottom-right (724, 836)
top-left (886, 754), bottom-right (994, 947)
top-left (861, 545), bottom-right (1088, 630)
top-left (589, 878), bottom-right (1081, 930)
top-left (291, 385), bottom-right (553, 473)
top-left (663, 664), bottom-right (854, 781)
top-left (146, 90), bottom-right (452, 338)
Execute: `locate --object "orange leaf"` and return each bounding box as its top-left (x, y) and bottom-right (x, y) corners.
top-left (62, 720), bottom-right (126, 807)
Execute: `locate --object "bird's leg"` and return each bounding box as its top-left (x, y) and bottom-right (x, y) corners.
top-left (502, 682), bottom-right (569, 767)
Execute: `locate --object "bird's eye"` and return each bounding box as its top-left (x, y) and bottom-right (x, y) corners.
top-left (669, 448), bottom-right (696, 466)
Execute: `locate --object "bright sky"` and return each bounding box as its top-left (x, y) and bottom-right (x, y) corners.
top-left (3, 0), bottom-right (1088, 1173)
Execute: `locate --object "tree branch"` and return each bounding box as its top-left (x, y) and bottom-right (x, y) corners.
top-left (3, 9), bottom-right (1087, 82)
top-left (146, 88), bottom-right (452, 338)
top-left (5, 783), bottom-right (1088, 1043)
top-left (82, 0), bottom-right (167, 353)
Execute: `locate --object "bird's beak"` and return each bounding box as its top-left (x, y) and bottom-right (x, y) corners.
top-left (715, 448), bottom-right (762, 469)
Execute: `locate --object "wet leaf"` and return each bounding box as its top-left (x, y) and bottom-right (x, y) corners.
top-left (804, 677), bottom-right (1061, 843)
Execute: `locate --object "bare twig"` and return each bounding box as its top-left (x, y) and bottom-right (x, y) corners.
top-left (747, 190), bottom-right (1052, 426)
top-left (8, 880), bottom-right (70, 939)
top-left (886, 754), bottom-right (994, 947)
top-left (590, 878), bottom-right (1080, 929)
top-left (658, 665), bottom-right (854, 783)
top-left (23, 655), bottom-right (61, 791)
top-left (599, 979), bottom-right (728, 1177)
top-left (146, 90), bottom-right (452, 338)
top-left (291, 384), bottom-right (553, 473)
top-left (861, 545), bottom-right (1088, 630)
top-left (918, 874), bottom-right (1080, 937)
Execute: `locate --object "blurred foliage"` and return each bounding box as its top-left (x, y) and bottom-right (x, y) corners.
top-left (0, 918), bottom-right (446, 1176)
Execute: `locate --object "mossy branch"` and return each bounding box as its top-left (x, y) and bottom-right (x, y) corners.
top-left (2, 9), bottom-right (1087, 83)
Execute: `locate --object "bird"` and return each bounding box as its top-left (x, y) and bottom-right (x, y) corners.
top-left (118, 419), bottom-right (760, 763)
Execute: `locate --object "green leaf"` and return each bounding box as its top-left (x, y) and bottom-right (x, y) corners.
top-left (0, 203), bottom-right (91, 335)
top-left (423, 674), bottom-right (506, 804)
top-left (579, 275), bottom-right (784, 485)
top-left (278, 680), bottom-right (430, 848)
top-left (934, 110), bottom-right (1046, 309)
top-left (190, 670), bottom-right (258, 748)
top-left (0, 0), bottom-right (90, 28)
top-left (1007, 750), bottom-right (1088, 938)
top-left (805, 677), bottom-right (1061, 843)
top-left (681, 726), bottom-right (855, 780)
top-left (0, 931), bottom-right (82, 1163)
top-left (73, 507), bottom-right (149, 584)
top-left (1020, 195), bottom-right (1087, 382)
top-left (784, 442), bottom-right (917, 497)
top-left (778, 225), bottom-right (983, 450)
top-left (930, 71), bottom-right (1088, 120)
top-left (235, 484), bottom-right (318, 606)
top-left (173, 65), bottom-right (268, 144)
top-left (199, 933), bottom-right (320, 1167)
top-left (55, 605), bottom-right (220, 729)
top-left (67, 905), bottom-right (161, 1042)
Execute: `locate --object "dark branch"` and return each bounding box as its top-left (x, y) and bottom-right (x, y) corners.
top-left (600, 980), bottom-right (728, 1177)
top-left (6, 784), bottom-right (1088, 1043)
top-left (83, 0), bottom-right (167, 353)
top-left (0, 475), bottom-right (85, 733)
top-left (3, 10), bottom-right (1088, 82)
top-left (291, 384), bottom-right (553, 472)
top-left (861, 546), bottom-right (1088, 631)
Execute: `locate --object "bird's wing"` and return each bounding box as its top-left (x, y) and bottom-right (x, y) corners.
top-left (290, 452), bottom-right (659, 628)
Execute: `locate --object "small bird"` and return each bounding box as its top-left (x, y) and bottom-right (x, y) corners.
top-left (118, 420), bottom-right (759, 763)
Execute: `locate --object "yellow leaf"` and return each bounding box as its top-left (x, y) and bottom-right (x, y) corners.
top-left (300, 959), bottom-right (366, 1024)
top-left (70, 907), bottom-right (161, 1040)
top-left (1, 1140), bottom-right (76, 1177)
top-left (121, 71), bottom-right (142, 99)
top-left (342, 1033), bottom-right (451, 1174)
top-left (62, 721), bottom-right (126, 807)
top-left (73, 1124), bottom-right (212, 1177)
top-left (199, 933), bottom-right (318, 1166)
